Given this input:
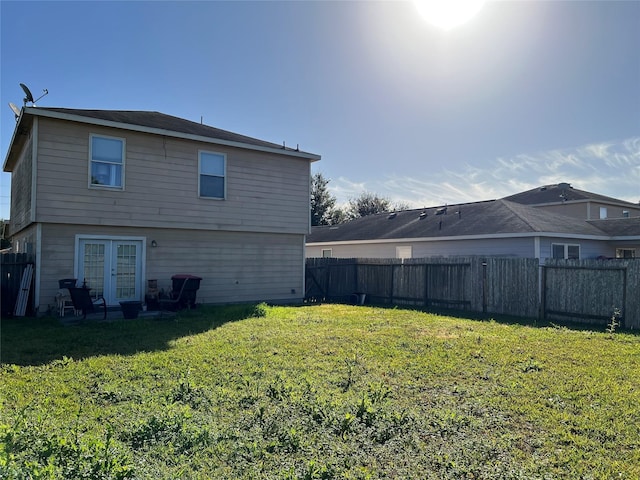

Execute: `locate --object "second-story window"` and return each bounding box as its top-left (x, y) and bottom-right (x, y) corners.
top-left (199, 151), bottom-right (226, 199)
top-left (90, 134), bottom-right (124, 188)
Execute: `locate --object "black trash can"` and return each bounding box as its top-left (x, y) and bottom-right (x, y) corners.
top-left (58, 279), bottom-right (77, 289)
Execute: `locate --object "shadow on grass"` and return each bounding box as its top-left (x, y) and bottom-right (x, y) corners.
top-left (0, 303), bottom-right (264, 366)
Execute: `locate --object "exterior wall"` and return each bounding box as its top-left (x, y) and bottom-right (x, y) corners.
top-left (38, 223), bottom-right (305, 313)
top-left (307, 236), bottom-right (623, 261)
top-left (537, 237), bottom-right (614, 260)
top-left (307, 237), bottom-right (537, 259)
top-left (534, 203), bottom-right (588, 219)
top-left (588, 201), bottom-right (640, 219)
top-left (535, 201), bottom-right (640, 220)
top-left (8, 130), bottom-right (34, 233)
top-left (35, 117), bottom-right (311, 235)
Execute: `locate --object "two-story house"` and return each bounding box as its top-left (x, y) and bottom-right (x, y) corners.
top-left (3, 107), bottom-right (320, 313)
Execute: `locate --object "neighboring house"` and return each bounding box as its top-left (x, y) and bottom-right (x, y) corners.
top-left (504, 182), bottom-right (640, 220)
top-left (3, 107), bottom-right (320, 313)
top-left (306, 192), bottom-right (640, 260)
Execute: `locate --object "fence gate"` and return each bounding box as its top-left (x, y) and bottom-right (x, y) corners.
top-left (1, 253), bottom-right (36, 317)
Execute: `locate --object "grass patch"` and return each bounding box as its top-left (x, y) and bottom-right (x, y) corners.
top-left (1, 304), bottom-right (639, 479)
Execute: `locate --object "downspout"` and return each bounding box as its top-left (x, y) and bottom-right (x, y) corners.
top-left (30, 117), bottom-right (38, 223)
top-left (32, 118), bottom-right (40, 312)
top-left (35, 223), bottom-right (42, 314)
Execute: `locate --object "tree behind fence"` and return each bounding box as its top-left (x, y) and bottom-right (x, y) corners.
top-left (305, 257), bottom-right (639, 329)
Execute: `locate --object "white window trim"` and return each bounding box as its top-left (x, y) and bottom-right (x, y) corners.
top-left (198, 150), bottom-right (226, 200)
top-left (321, 249), bottom-right (332, 258)
top-left (552, 243), bottom-right (580, 260)
top-left (89, 133), bottom-right (126, 189)
top-left (396, 245), bottom-right (412, 259)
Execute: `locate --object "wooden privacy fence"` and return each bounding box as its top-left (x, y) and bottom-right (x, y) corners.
top-left (1, 253), bottom-right (35, 317)
top-left (305, 257), bottom-right (640, 329)
top-left (542, 259), bottom-right (640, 328)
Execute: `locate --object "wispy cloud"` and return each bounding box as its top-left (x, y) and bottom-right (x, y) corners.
top-left (328, 137), bottom-right (640, 208)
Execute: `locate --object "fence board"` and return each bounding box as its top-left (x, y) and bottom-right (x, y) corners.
top-left (305, 257), bottom-right (640, 328)
top-left (543, 259), bottom-right (630, 327)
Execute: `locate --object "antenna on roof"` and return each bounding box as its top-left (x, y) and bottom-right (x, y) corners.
top-left (8, 102), bottom-right (21, 120)
top-left (20, 83), bottom-right (48, 107)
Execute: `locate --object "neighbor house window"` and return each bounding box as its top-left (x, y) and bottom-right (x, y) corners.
top-left (199, 151), bottom-right (226, 199)
top-left (616, 248), bottom-right (635, 259)
top-left (322, 249), bottom-right (332, 258)
top-left (599, 207), bottom-right (607, 219)
top-left (396, 246), bottom-right (412, 259)
top-left (90, 134), bottom-right (124, 188)
top-left (552, 243), bottom-right (580, 259)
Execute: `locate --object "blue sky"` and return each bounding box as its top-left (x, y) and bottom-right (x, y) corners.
top-left (1, 1), bottom-right (639, 220)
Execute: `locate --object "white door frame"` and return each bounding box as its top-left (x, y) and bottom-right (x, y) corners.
top-left (74, 234), bottom-right (147, 306)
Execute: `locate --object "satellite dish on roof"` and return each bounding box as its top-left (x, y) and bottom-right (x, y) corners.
top-left (20, 83), bottom-right (34, 105)
top-left (9, 102), bottom-right (21, 119)
top-left (19, 82), bottom-right (48, 106)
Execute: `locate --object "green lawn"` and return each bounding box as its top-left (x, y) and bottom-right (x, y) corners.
top-left (1, 304), bottom-right (639, 479)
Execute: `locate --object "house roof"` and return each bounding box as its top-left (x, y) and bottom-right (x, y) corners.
top-left (587, 217), bottom-right (640, 237)
top-left (4, 106), bottom-right (320, 171)
top-left (307, 199), bottom-right (614, 244)
top-left (504, 182), bottom-right (638, 207)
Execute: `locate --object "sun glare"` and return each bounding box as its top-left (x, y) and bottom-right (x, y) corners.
top-left (414, 0), bottom-right (486, 31)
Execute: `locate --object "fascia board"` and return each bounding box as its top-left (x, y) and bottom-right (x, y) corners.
top-left (306, 231), bottom-right (614, 247)
top-left (2, 109), bottom-right (26, 172)
top-left (24, 108), bottom-right (321, 162)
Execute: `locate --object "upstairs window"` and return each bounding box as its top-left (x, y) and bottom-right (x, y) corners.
top-left (199, 151), bottom-right (226, 199)
top-left (599, 207), bottom-right (607, 219)
top-left (90, 135), bottom-right (124, 188)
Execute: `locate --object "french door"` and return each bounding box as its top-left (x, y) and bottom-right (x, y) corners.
top-left (77, 237), bottom-right (144, 305)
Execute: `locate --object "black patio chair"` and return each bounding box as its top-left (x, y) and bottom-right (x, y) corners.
top-left (67, 287), bottom-right (107, 320)
top-left (158, 277), bottom-right (196, 311)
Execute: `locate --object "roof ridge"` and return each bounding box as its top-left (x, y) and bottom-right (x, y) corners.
top-left (498, 199), bottom-right (539, 232)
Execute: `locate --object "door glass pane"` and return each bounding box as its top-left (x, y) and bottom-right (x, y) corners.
top-left (83, 243), bottom-right (105, 298)
top-left (116, 243), bottom-right (137, 299)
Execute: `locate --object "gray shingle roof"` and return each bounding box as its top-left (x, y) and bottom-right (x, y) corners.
top-left (504, 183), bottom-right (637, 206)
top-left (587, 217), bottom-right (640, 236)
top-left (36, 107), bottom-right (316, 156)
top-left (308, 199), bottom-right (610, 243)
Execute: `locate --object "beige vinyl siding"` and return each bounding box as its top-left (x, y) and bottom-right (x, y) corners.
top-left (37, 223), bottom-right (305, 312)
top-left (35, 118), bottom-right (311, 234)
top-left (8, 133), bottom-right (34, 233)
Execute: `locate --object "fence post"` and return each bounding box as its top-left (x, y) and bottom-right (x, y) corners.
top-left (482, 260), bottom-right (487, 313)
top-left (539, 264), bottom-right (546, 321)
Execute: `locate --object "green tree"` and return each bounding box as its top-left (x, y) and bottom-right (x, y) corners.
top-left (345, 192), bottom-right (392, 220)
top-left (310, 173), bottom-right (338, 226)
